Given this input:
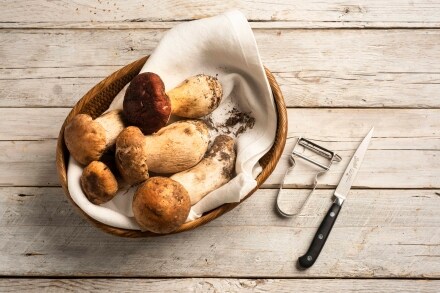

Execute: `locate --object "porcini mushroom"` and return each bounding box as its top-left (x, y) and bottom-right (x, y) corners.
top-left (123, 72), bottom-right (222, 134)
top-left (122, 72), bottom-right (171, 135)
top-left (132, 177), bottom-right (191, 234)
top-left (171, 135), bottom-right (236, 205)
top-left (115, 120), bottom-right (210, 185)
top-left (64, 110), bottom-right (125, 165)
top-left (167, 74), bottom-right (223, 118)
top-left (80, 161), bottom-right (118, 205)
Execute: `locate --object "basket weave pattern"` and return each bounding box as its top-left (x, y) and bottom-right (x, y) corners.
top-left (56, 56), bottom-right (288, 237)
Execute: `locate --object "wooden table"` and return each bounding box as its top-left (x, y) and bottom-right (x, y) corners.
top-left (1, 1), bottom-right (439, 292)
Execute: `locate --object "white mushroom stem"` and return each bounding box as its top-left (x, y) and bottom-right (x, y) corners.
top-left (144, 121), bottom-right (210, 173)
top-left (167, 74), bottom-right (222, 118)
top-left (94, 110), bottom-right (126, 148)
top-left (170, 135), bottom-right (236, 205)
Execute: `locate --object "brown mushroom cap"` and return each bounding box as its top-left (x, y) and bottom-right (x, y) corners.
top-left (80, 161), bottom-right (118, 205)
top-left (132, 177), bottom-right (191, 234)
top-left (123, 72), bottom-right (171, 134)
top-left (64, 114), bottom-right (107, 165)
top-left (115, 126), bottom-right (150, 185)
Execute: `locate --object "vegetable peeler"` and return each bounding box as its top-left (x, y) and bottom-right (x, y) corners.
top-left (276, 137), bottom-right (341, 217)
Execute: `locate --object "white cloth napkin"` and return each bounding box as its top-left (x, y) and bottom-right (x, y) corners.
top-left (67, 10), bottom-right (277, 229)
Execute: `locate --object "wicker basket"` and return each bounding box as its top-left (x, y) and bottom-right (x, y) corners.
top-left (56, 56), bottom-right (288, 237)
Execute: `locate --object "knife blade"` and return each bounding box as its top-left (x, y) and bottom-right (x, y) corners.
top-left (298, 127), bottom-right (374, 269)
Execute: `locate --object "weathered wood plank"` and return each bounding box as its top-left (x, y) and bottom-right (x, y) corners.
top-left (0, 278), bottom-right (438, 292)
top-left (0, 140), bottom-right (57, 187)
top-left (2, 108), bottom-right (438, 141)
top-left (13, 138), bottom-right (440, 188)
top-left (266, 108), bottom-right (440, 188)
top-left (0, 108), bottom-right (69, 140)
top-left (4, 20), bottom-right (440, 30)
top-left (1, 29), bottom-right (440, 108)
top-left (2, 0), bottom-right (439, 284)
top-left (0, 78), bottom-right (105, 109)
top-left (0, 108), bottom-right (438, 188)
top-left (268, 147), bottom-right (440, 189)
top-left (2, 187), bottom-right (438, 229)
top-left (0, 187), bottom-right (439, 277)
top-left (2, 0), bottom-right (440, 28)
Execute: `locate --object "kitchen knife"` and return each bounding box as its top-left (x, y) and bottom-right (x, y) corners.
top-left (298, 127), bottom-right (374, 269)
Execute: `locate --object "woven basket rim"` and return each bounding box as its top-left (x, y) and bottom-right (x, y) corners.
top-left (56, 56), bottom-right (288, 237)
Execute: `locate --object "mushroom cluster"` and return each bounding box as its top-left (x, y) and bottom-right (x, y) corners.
top-left (64, 72), bottom-right (236, 233)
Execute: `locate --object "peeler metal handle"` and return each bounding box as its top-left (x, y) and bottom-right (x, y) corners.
top-left (276, 137), bottom-right (341, 218)
top-left (275, 154), bottom-right (297, 217)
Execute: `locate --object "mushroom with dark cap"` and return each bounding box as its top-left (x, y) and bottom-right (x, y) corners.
top-left (123, 72), bottom-right (222, 134)
top-left (123, 73), bottom-right (171, 135)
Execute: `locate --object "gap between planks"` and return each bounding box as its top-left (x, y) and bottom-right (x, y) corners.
top-left (2, 0), bottom-right (440, 29)
top-left (0, 278), bottom-right (438, 293)
top-left (2, 21), bottom-right (440, 30)
top-left (0, 276), bottom-right (438, 280)
top-left (0, 108), bottom-right (437, 188)
top-left (0, 187), bottom-right (439, 278)
top-left (2, 29), bottom-right (440, 108)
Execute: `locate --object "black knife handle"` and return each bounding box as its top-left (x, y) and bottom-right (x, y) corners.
top-left (298, 202), bottom-right (342, 269)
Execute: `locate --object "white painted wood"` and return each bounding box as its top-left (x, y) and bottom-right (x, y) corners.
top-left (4, 20), bottom-right (440, 29)
top-left (0, 141), bottom-right (56, 187)
top-left (0, 108), bottom-right (438, 188)
top-left (2, 0), bottom-right (439, 282)
top-left (2, 1), bottom-right (440, 28)
top-left (0, 78), bottom-right (104, 108)
top-left (0, 187), bottom-right (439, 277)
top-left (267, 108), bottom-right (440, 188)
top-left (2, 187), bottom-right (438, 228)
top-left (0, 108), bottom-right (69, 140)
top-left (2, 108), bottom-right (438, 141)
top-left (1, 29), bottom-right (440, 108)
top-left (0, 278), bottom-right (438, 292)
top-left (3, 139), bottom-right (438, 188)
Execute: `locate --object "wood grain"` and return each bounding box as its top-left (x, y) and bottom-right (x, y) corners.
top-left (1, 29), bottom-right (440, 108)
top-left (0, 278), bottom-right (438, 292)
top-left (0, 108), bottom-right (438, 188)
top-left (2, 141), bottom-right (438, 188)
top-left (1, 0), bottom-right (439, 283)
top-left (0, 108), bottom-right (69, 140)
top-left (2, 187), bottom-right (438, 228)
top-left (2, 108), bottom-right (438, 141)
top-left (2, 1), bottom-right (440, 28)
top-left (0, 187), bottom-right (439, 277)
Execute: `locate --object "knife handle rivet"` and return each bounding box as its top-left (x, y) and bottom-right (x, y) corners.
top-left (330, 212), bottom-right (335, 217)
top-left (307, 256), bottom-right (313, 261)
top-left (318, 234), bottom-right (323, 240)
